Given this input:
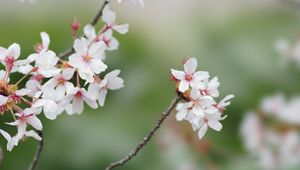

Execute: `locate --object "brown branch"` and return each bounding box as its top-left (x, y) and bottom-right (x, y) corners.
top-left (58, 0), bottom-right (110, 59)
top-left (28, 131), bottom-right (44, 170)
top-left (104, 96), bottom-right (181, 170)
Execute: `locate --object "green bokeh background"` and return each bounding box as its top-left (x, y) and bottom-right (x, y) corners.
top-left (1, 0), bottom-right (300, 169)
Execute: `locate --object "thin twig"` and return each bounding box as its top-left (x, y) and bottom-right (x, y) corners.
top-left (58, 0), bottom-right (110, 59)
top-left (28, 131), bottom-right (44, 170)
top-left (105, 96), bottom-right (181, 170)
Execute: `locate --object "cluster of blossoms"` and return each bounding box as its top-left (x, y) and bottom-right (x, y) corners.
top-left (171, 57), bottom-right (234, 139)
top-left (240, 94), bottom-right (300, 169)
top-left (0, 4), bottom-right (126, 151)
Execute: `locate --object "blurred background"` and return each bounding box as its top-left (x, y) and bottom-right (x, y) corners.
top-left (1, 0), bottom-right (300, 169)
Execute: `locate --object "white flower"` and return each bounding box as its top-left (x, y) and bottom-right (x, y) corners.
top-left (215, 94), bottom-right (234, 112)
top-left (188, 112), bottom-right (225, 139)
top-left (84, 24), bottom-right (97, 43)
top-left (35, 32), bottom-right (50, 52)
top-left (0, 128), bottom-right (41, 152)
top-left (64, 87), bottom-right (98, 115)
top-left (175, 102), bottom-right (193, 121)
top-left (32, 86), bottom-right (61, 120)
top-left (0, 129), bottom-right (19, 152)
top-left (171, 57), bottom-right (209, 92)
top-left (5, 108), bottom-right (43, 145)
top-left (102, 5), bottom-right (129, 34)
top-left (25, 79), bottom-right (42, 97)
top-left (0, 43), bottom-right (30, 73)
top-left (35, 50), bottom-right (60, 77)
top-left (88, 70), bottom-right (124, 106)
top-left (117, 0), bottom-right (144, 8)
top-left (175, 88), bottom-right (217, 120)
top-left (202, 77), bottom-right (220, 97)
top-left (261, 94), bottom-right (285, 116)
top-left (68, 38), bottom-right (107, 82)
top-left (43, 68), bottom-right (75, 101)
top-left (240, 112), bottom-right (264, 152)
top-left (84, 24), bottom-right (119, 51)
top-left (101, 29), bottom-right (119, 51)
top-left (32, 99), bottom-right (58, 120)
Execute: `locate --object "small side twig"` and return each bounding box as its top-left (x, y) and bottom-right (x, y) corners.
top-left (58, 0), bottom-right (110, 59)
top-left (104, 96), bottom-right (181, 170)
top-left (28, 131), bottom-right (44, 170)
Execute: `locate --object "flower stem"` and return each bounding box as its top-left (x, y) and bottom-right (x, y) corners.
top-left (104, 96), bottom-right (181, 170)
top-left (28, 131), bottom-right (44, 170)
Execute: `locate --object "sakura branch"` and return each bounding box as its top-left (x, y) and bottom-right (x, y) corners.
top-left (0, 0), bottom-right (142, 169)
top-left (105, 57), bottom-right (234, 169)
top-left (105, 96), bottom-right (181, 170)
top-left (1, 1), bottom-right (234, 170)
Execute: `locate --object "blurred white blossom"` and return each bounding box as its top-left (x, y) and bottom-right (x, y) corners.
top-left (241, 94), bottom-right (300, 169)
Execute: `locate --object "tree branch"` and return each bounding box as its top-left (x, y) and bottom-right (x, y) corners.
top-left (28, 131), bottom-right (44, 170)
top-left (58, 0), bottom-right (110, 59)
top-left (104, 96), bottom-right (181, 170)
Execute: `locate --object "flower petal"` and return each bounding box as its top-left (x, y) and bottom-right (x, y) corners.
top-left (184, 57), bottom-right (197, 74)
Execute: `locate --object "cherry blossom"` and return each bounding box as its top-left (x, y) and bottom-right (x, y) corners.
top-left (6, 108), bottom-right (43, 133)
top-left (189, 112), bottom-right (225, 139)
top-left (35, 32), bottom-right (50, 53)
top-left (88, 69), bottom-right (124, 106)
top-left (0, 129), bottom-right (19, 151)
top-left (102, 5), bottom-right (129, 35)
top-left (171, 57), bottom-right (209, 92)
top-left (84, 24), bottom-right (119, 52)
top-left (35, 50), bottom-right (60, 78)
top-left (68, 38), bottom-right (107, 82)
top-left (0, 43), bottom-right (28, 73)
top-left (64, 87), bottom-right (98, 115)
top-left (43, 68), bottom-right (75, 100)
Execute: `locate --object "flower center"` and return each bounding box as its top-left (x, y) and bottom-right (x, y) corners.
top-left (19, 113), bottom-right (34, 122)
top-left (0, 80), bottom-right (15, 97)
top-left (57, 77), bottom-right (65, 85)
top-left (185, 74), bottom-right (193, 82)
top-left (83, 55), bottom-right (92, 62)
top-left (75, 91), bottom-right (83, 99)
top-left (4, 56), bottom-right (15, 71)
